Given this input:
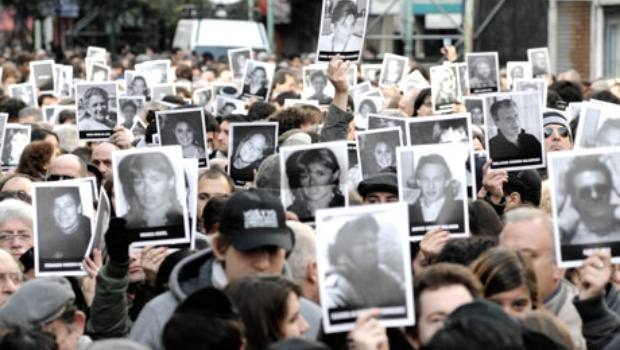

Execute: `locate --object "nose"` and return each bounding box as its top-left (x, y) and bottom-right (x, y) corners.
top-left (299, 315), bottom-right (310, 335)
top-left (253, 250), bottom-right (271, 272)
top-left (2, 278), bottom-right (17, 294)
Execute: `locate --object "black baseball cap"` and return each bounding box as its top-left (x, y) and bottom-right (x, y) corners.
top-left (357, 172), bottom-right (399, 198)
top-left (219, 189), bottom-right (294, 252)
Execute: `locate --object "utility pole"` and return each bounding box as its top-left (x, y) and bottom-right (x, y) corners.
top-left (463, 0), bottom-right (474, 53)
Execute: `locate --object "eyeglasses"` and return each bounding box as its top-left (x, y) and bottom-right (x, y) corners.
top-left (0, 232), bottom-right (32, 243)
top-left (544, 126), bottom-right (570, 138)
top-left (46, 174), bottom-right (75, 182)
top-left (576, 184), bottom-right (611, 199)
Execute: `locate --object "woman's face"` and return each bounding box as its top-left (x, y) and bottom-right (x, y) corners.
top-left (174, 121), bottom-right (194, 147)
top-left (334, 14), bottom-right (356, 40)
top-left (280, 292), bottom-right (310, 339)
top-left (374, 141), bottom-right (393, 169)
top-left (131, 167), bottom-right (174, 210)
top-left (487, 284), bottom-right (533, 318)
top-left (86, 94), bottom-right (108, 121)
top-left (238, 133), bottom-right (267, 164)
top-left (417, 95), bottom-right (433, 116)
top-left (132, 78), bottom-right (146, 93)
top-left (299, 162), bottom-right (338, 201)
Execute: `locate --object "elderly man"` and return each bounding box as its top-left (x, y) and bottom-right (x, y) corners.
top-left (47, 154), bottom-right (88, 180)
top-left (0, 248), bottom-right (22, 306)
top-left (0, 199), bottom-right (33, 259)
top-left (91, 142), bottom-right (118, 182)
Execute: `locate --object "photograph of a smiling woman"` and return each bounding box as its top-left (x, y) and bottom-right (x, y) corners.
top-left (228, 122), bottom-right (278, 183)
top-left (156, 108), bottom-right (209, 168)
top-left (316, 0), bottom-right (369, 61)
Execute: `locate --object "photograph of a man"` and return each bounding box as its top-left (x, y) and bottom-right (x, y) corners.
top-left (528, 48), bottom-right (551, 77)
top-left (486, 93), bottom-right (544, 169)
top-left (466, 52), bottom-right (499, 94)
top-left (35, 184), bottom-right (93, 275)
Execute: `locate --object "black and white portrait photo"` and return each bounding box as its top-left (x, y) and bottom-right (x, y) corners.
top-left (397, 143), bottom-right (469, 239)
top-left (465, 52), bottom-right (500, 94)
top-left (506, 61), bottom-right (533, 88)
top-left (483, 91), bottom-right (545, 170)
top-left (361, 64), bottom-right (382, 86)
top-left (9, 83), bottom-right (38, 108)
top-left (280, 141), bottom-right (348, 222)
top-left (86, 46), bottom-right (107, 62)
top-left (118, 96), bottom-right (145, 129)
top-left (379, 54), bottom-right (408, 87)
top-left (430, 64), bottom-right (461, 114)
top-left (354, 94), bottom-right (382, 129)
top-left (527, 47), bottom-right (551, 77)
top-left (574, 101), bottom-right (620, 149)
top-left (513, 78), bottom-right (547, 110)
top-left (126, 74), bottom-right (150, 98)
top-left (1, 124), bottom-right (30, 168)
top-left (228, 48), bottom-right (252, 80)
top-left (192, 87), bottom-right (213, 106)
top-left (88, 62), bottom-right (110, 82)
top-left (303, 65), bottom-right (335, 105)
top-left (151, 84), bottom-right (176, 102)
top-left (350, 81), bottom-right (372, 99)
top-left (140, 59), bottom-right (171, 87)
top-left (241, 60), bottom-right (275, 101)
top-left (356, 127), bottom-right (401, 179)
top-left (456, 63), bottom-right (469, 96)
top-left (315, 202), bottom-right (414, 333)
top-left (112, 146), bottom-right (190, 246)
top-left (214, 96), bottom-right (245, 117)
top-left (33, 181), bottom-right (94, 276)
top-left (228, 122), bottom-right (278, 182)
top-left (407, 114), bottom-right (477, 198)
top-left (463, 96), bottom-right (485, 127)
top-left (30, 60), bottom-right (56, 94)
top-left (55, 64), bottom-right (74, 97)
top-left (75, 81), bottom-right (119, 140)
top-left (156, 108), bottom-right (208, 168)
top-left (548, 148), bottom-right (620, 267)
top-left (316, 0), bottom-right (369, 62)
top-left (367, 114), bottom-right (407, 144)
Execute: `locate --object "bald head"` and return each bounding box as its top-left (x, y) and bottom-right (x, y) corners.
top-left (1, 175), bottom-right (33, 196)
top-left (0, 249), bottom-right (22, 306)
top-left (48, 154), bottom-right (87, 179)
top-left (92, 142), bottom-right (118, 182)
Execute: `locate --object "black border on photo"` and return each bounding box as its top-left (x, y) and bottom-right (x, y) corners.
top-left (30, 60), bottom-right (56, 94)
top-left (315, 0), bottom-right (370, 62)
top-left (356, 127), bottom-right (401, 179)
top-left (33, 180), bottom-right (95, 276)
top-left (75, 81), bottom-right (119, 140)
top-left (397, 143), bottom-right (470, 240)
top-left (279, 141), bottom-right (349, 222)
top-left (112, 146), bottom-right (191, 246)
top-left (227, 122), bottom-right (278, 182)
top-left (155, 108), bottom-right (209, 168)
top-left (482, 91), bottom-right (545, 171)
top-left (548, 147), bottom-right (620, 268)
top-left (379, 54), bottom-right (408, 87)
top-left (465, 52), bottom-right (500, 94)
top-left (315, 202), bottom-right (414, 333)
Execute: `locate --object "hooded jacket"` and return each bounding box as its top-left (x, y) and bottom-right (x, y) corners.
top-left (130, 247), bottom-right (322, 350)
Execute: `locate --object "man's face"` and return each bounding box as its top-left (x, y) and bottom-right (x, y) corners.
top-left (534, 52), bottom-right (547, 70)
top-left (221, 245), bottom-right (286, 282)
top-left (86, 94), bottom-right (108, 121)
top-left (499, 219), bottom-right (560, 301)
top-left (545, 124), bottom-right (572, 152)
top-left (0, 252), bottom-right (22, 306)
top-left (122, 105), bottom-right (137, 122)
top-left (216, 121), bottom-right (230, 153)
top-left (0, 219), bottom-right (33, 259)
top-left (92, 143), bottom-right (116, 181)
top-left (364, 191), bottom-right (398, 204)
top-left (494, 106), bottom-right (520, 139)
top-left (571, 170), bottom-right (613, 223)
top-left (475, 61), bottom-right (491, 78)
top-left (53, 194), bottom-right (81, 233)
top-left (197, 176), bottom-right (232, 220)
top-left (417, 163), bottom-right (448, 204)
top-left (417, 285), bottom-right (474, 345)
top-left (311, 75), bottom-right (327, 94)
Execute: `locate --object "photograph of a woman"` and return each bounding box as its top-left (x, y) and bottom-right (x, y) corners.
top-left (316, 0), bottom-right (369, 61)
top-left (229, 123), bottom-right (278, 182)
top-left (357, 127), bottom-right (401, 179)
top-left (113, 147), bottom-right (189, 245)
top-left (241, 61), bottom-right (275, 101)
top-left (156, 108), bottom-right (208, 168)
top-left (281, 142), bottom-right (348, 221)
top-left (1, 125), bottom-right (31, 168)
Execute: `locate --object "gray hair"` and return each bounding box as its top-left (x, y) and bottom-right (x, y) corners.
top-left (18, 107), bottom-right (43, 122)
top-left (286, 221), bottom-right (316, 283)
top-left (0, 199), bottom-right (33, 228)
top-left (502, 207), bottom-right (556, 259)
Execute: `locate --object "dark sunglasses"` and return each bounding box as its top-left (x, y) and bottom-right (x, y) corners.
top-left (577, 184), bottom-right (611, 199)
top-left (544, 126), bottom-right (570, 138)
top-left (46, 174), bottom-right (75, 182)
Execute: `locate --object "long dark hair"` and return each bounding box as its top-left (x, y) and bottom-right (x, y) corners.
top-left (285, 148), bottom-right (341, 189)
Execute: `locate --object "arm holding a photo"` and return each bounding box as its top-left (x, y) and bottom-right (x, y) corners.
top-left (321, 56), bottom-right (354, 142)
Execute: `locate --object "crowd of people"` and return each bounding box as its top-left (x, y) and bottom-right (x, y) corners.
top-left (0, 16), bottom-right (619, 350)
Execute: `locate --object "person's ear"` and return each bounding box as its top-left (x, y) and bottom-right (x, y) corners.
top-left (507, 191), bottom-right (521, 207)
top-left (211, 234), bottom-right (228, 262)
top-left (307, 260), bottom-right (318, 285)
top-left (73, 310), bottom-right (86, 335)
